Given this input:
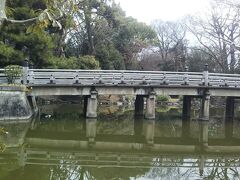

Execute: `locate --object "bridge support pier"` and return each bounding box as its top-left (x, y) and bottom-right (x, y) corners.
top-left (199, 91), bottom-right (210, 121)
top-left (135, 95), bottom-right (144, 117)
top-left (145, 92), bottom-right (156, 119)
top-left (86, 91), bottom-right (98, 118)
top-left (225, 97), bottom-right (235, 139)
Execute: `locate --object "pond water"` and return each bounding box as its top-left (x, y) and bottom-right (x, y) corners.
top-left (1, 103), bottom-right (240, 180)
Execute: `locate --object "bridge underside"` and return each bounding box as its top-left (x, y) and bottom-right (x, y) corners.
top-left (26, 85), bottom-right (239, 120)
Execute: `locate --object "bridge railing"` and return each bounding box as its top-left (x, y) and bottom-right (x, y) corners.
top-left (26, 69), bottom-right (205, 86)
top-left (1, 66), bottom-right (240, 87)
top-left (208, 73), bottom-right (240, 87)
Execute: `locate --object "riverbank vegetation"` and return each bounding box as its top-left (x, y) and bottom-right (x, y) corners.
top-left (0, 0), bottom-right (240, 73)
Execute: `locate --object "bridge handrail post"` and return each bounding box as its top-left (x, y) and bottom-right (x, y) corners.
top-left (203, 64), bottom-right (209, 86)
top-left (22, 60), bottom-right (29, 85)
top-left (183, 66), bottom-right (189, 85)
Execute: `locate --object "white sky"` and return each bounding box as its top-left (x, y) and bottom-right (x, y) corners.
top-left (114, 0), bottom-right (210, 24)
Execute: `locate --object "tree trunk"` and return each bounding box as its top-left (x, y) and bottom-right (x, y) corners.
top-left (0, 0), bottom-right (7, 25)
top-left (230, 28), bottom-right (236, 73)
top-left (83, 2), bottom-right (95, 55)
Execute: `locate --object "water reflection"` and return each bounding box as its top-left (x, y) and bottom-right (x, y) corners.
top-left (1, 105), bottom-right (240, 179)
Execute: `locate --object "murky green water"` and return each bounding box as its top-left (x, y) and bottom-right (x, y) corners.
top-left (1, 103), bottom-right (240, 180)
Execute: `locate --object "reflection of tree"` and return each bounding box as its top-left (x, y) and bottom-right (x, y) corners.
top-left (138, 157), bottom-right (240, 180)
top-left (203, 159), bottom-right (240, 180)
top-left (50, 166), bottom-right (96, 180)
top-left (86, 167), bottom-right (146, 180)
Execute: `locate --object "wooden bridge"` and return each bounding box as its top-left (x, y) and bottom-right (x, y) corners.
top-left (0, 64), bottom-right (239, 120)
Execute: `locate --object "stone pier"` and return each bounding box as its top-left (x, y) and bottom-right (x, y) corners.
top-left (199, 91), bottom-right (210, 121)
top-left (145, 92), bottom-right (156, 119)
top-left (86, 91), bottom-right (98, 118)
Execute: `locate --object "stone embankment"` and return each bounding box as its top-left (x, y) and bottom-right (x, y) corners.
top-left (0, 85), bottom-right (33, 121)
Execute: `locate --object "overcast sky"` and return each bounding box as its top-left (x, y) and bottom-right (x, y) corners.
top-left (114, 0), bottom-right (210, 24)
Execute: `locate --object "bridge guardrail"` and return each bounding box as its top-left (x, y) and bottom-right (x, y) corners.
top-left (27, 69), bottom-right (205, 86)
top-left (1, 66), bottom-right (240, 88)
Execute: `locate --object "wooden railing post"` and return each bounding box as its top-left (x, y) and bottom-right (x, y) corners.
top-left (203, 64), bottom-right (209, 86)
top-left (22, 60), bottom-right (29, 85)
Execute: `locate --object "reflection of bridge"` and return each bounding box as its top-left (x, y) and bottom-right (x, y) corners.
top-left (1, 117), bottom-right (240, 179)
top-left (1, 63), bottom-right (240, 121)
top-left (2, 147), bottom-right (240, 169)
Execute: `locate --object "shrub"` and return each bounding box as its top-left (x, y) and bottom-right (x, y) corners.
top-left (4, 65), bottom-right (23, 84)
top-left (157, 95), bottom-right (170, 102)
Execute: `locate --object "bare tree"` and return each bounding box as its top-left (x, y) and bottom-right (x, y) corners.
top-left (185, 0), bottom-right (240, 73)
top-left (152, 20), bottom-right (188, 71)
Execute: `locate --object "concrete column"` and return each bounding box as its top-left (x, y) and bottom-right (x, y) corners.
top-left (199, 121), bottom-right (208, 150)
top-left (143, 119), bottom-right (155, 145)
top-left (86, 118), bottom-right (97, 145)
top-left (200, 91), bottom-right (210, 121)
top-left (86, 91), bottom-right (98, 118)
top-left (225, 97), bottom-right (235, 139)
top-left (145, 92), bottom-right (156, 119)
top-left (135, 95), bottom-right (144, 117)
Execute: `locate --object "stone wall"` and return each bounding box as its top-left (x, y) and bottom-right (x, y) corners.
top-left (0, 86), bottom-right (33, 121)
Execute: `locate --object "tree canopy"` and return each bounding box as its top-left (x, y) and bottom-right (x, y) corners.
top-left (1, 0), bottom-right (240, 73)
top-left (0, 0), bottom-right (156, 70)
